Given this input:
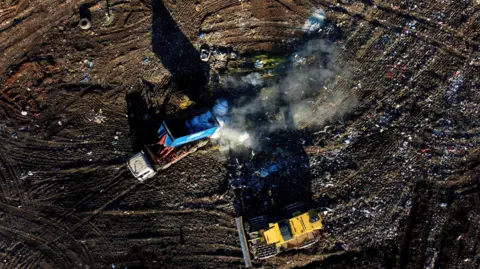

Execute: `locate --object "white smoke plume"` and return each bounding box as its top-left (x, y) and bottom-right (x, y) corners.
top-left (218, 38), bottom-right (356, 149)
top-left (222, 72), bottom-right (264, 88)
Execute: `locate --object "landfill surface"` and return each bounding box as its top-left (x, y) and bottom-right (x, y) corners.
top-left (0, 0), bottom-right (479, 268)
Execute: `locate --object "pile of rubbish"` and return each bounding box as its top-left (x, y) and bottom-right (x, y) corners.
top-left (302, 9), bottom-right (327, 34)
top-left (184, 99), bottom-right (230, 133)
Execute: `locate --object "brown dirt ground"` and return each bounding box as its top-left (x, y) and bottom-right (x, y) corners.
top-left (0, 0), bottom-right (479, 268)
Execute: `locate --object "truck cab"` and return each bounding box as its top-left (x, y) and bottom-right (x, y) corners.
top-left (126, 152), bottom-right (156, 181)
top-left (127, 104), bottom-right (226, 181)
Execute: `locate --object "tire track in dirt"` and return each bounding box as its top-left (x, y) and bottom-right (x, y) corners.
top-left (320, 0), bottom-right (474, 60)
top-left (0, 202), bottom-right (95, 268)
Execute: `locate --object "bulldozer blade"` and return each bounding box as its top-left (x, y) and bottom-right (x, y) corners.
top-left (236, 216), bottom-right (252, 267)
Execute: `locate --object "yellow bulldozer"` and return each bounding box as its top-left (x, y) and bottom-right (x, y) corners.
top-left (236, 202), bottom-right (324, 267)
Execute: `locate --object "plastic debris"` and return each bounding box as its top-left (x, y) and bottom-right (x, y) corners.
top-left (142, 58), bottom-right (150, 64)
top-left (254, 60), bottom-right (264, 69)
top-left (200, 49), bottom-right (211, 62)
top-left (58, 121), bottom-right (62, 126)
top-left (11, 132), bottom-right (18, 138)
top-left (439, 203), bottom-right (448, 208)
top-left (292, 54), bottom-right (307, 65)
top-left (84, 60), bottom-right (94, 69)
top-left (27, 171), bottom-right (33, 176)
top-left (21, 111), bottom-right (27, 116)
top-left (213, 99), bottom-right (228, 116)
top-left (80, 76), bottom-right (89, 83)
top-left (266, 164), bottom-right (279, 173)
top-left (79, 18), bottom-right (91, 30)
top-left (302, 9), bottom-right (326, 34)
top-left (259, 169), bottom-right (269, 177)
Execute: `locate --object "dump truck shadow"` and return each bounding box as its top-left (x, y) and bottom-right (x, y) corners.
top-left (151, 1), bottom-right (210, 106)
top-left (126, 90), bottom-right (173, 152)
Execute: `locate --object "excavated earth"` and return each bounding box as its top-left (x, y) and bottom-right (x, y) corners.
top-left (0, 0), bottom-right (480, 268)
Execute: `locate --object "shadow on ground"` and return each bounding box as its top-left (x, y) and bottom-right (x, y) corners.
top-left (151, 0), bottom-right (210, 106)
top-left (126, 90), bottom-right (176, 152)
top-left (227, 22), bottom-right (345, 221)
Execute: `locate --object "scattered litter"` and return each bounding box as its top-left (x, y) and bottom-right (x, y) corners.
top-left (445, 71), bottom-right (463, 105)
top-left (264, 69), bottom-right (274, 76)
top-left (254, 60), bottom-right (264, 69)
top-left (27, 171), bottom-right (33, 176)
top-left (79, 18), bottom-right (91, 30)
top-left (199, 33), bottom-right (205, 39)
top-left (58, 121), bottom-right (62, 126)
top-left (439, 203), bottom-right (448, 208)
top-left (259, 169), bottom-right (269, 177)
top-left (403, 20), bottom-right (417, 35)
top-left (112, 140), bottom-right (118, 145)
top-left (200, 49), bottom-right (211, 62)
top-left (292, 54), bottom-right (306, 65)
top-left (80, 76), bottom-right (89, 83)
top-left (84, 59), bottom-right (94, 69)
top-left (21, 111), bottom-right (27, 116)
top-left (266, 164), bottom-right (279, 173)
top-left (87, 151), bottom-right (93, 156)
top-left (142, 57), bottom-right (150, 64)
top-left (90, 109), bottom-right (107, 124)
top-left (302, 9), bottom-right (326, 34)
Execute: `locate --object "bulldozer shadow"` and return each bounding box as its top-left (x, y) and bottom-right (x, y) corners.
top-left (231, 127), bottom-right (316, 221)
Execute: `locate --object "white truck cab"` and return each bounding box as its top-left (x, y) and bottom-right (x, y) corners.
top-left (126, 152), bottom-right (156, 181)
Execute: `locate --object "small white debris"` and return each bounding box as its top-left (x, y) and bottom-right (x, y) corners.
top-left (27, 171), bottom-right (33, 176)
top-left (58, 121), bottom-right (62, 126)
top-left (440, 203), bottom-right (448, 208)
top-left (21, 111), bottom-right (27, 116)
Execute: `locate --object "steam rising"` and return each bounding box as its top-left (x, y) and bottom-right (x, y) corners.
top-left (217, 38), bottom-right (356, 150)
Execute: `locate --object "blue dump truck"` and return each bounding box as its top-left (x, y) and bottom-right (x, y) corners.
top-left (127, 100), bottom-right (230, 181)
